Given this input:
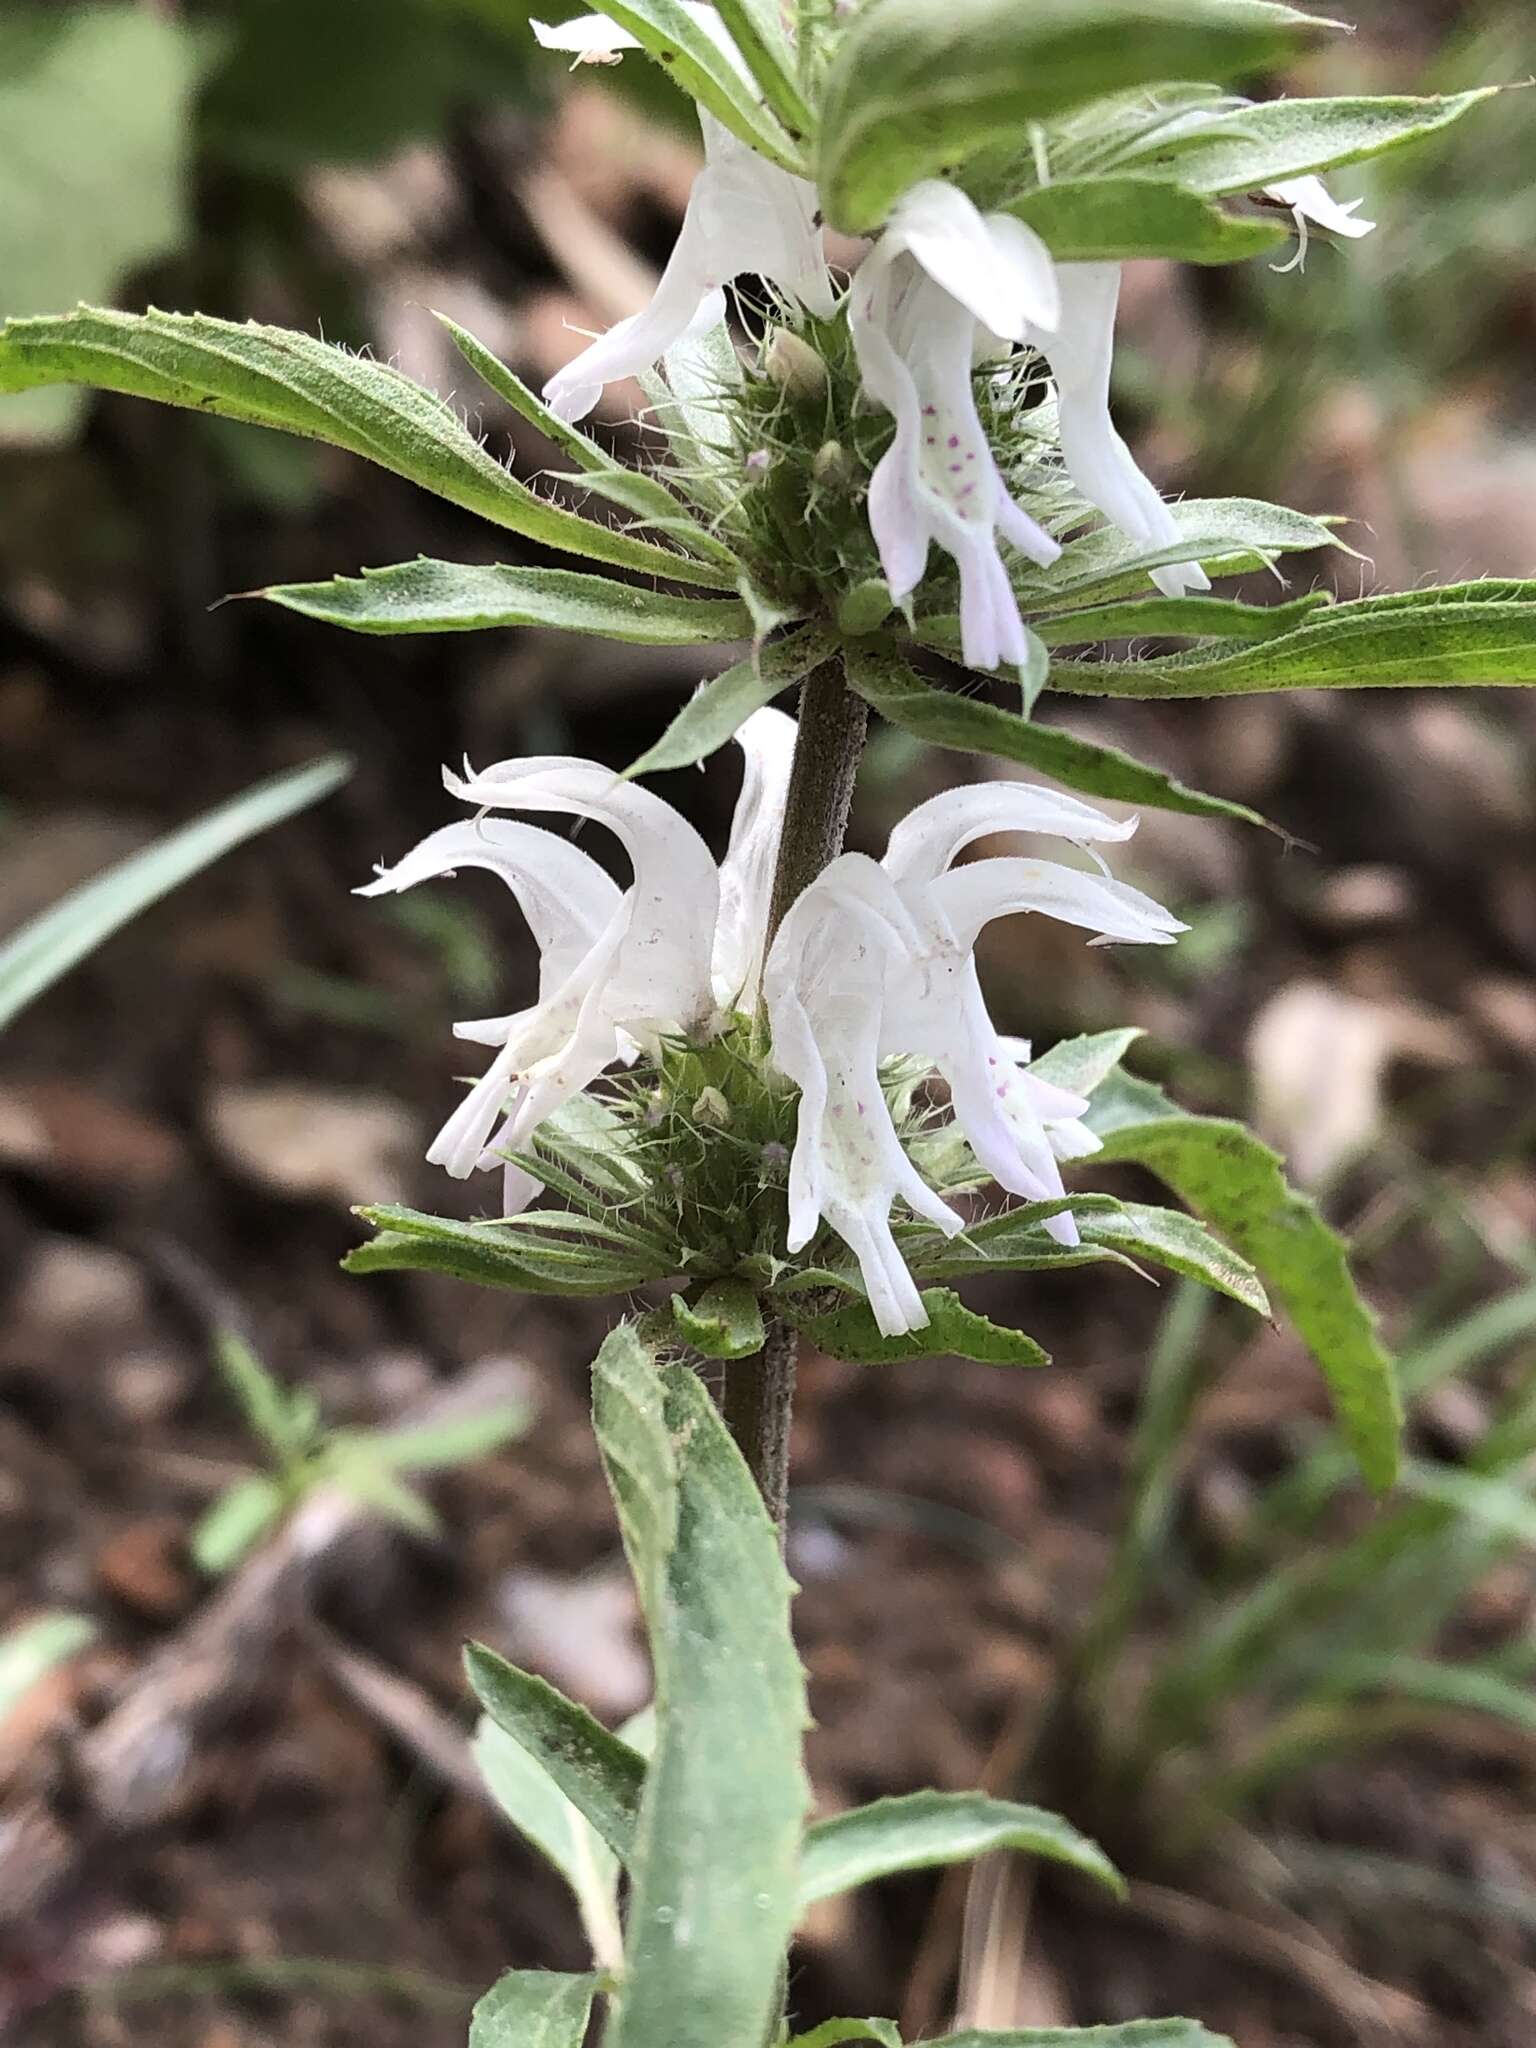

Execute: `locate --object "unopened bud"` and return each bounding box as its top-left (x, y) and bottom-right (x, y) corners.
top-left (692, 1086), bottom-right (731, 1128)
top-left (812, 439), bottom-right (856, 489)
top-left (744, 447), bottom-right (772, 475)
top-left (765, 328), bottom-right (828, 403)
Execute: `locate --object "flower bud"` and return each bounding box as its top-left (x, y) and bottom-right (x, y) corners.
top-left (692, 1086), bottom-right (731, 1128)
top-left (765, 328), bottom-right (829, 403)
top-left (812, 439), bottom-right (857, 490)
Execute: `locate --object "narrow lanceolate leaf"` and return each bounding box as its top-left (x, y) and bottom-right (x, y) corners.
top-left (465, 1644), bottom-right (645, 1862)
top-left (345, 1206), bottom-right (667, 1296)
top-left (437, 312), bottom-right (741, 571)
top-left (624, 627), bottom-right (831, 779)
top-left (789, 2023), bottom-right (902, 2048)
top-left (708, 0), bottom-right (812, 142)
top-left (1050, 581), bottom-right (1536, 697)
top-left (1008, 176), bottom-right (1285, 266)
top-left (672, 1278), bottom-right (766, 1360)
top-left (927, 2024), bottom-right (1236, 2048)
top-left (472, 1716), bottom-right (623, 1969)
top-left (0, 753), bottom-right (350, 1033)
top-left (1140, 91), bottom-right (1494, 197)
top-left (1086, 1070), bottom-right (1401, 1491)
top-left (591, 1325), bottom-right (808, 2048)
top-left (1080, 1205), bottom-right (1269, 1315)
top-left (793, 1288), bottom-right (1049, 1368)
top-left (843, 640), bottom-right (1268, 829)
top-left (594, 0), bottom-right (804, 169)
top-left (261, 560), bottom-right (754, 643)
top-left (817, 0), bottom-right (1330, 231)
top-left (798, 1792), bottom-right (1122, 1910)
top-left (1012, 498), bottom-right (1344, 615)
top-left (0, 307), bottom-right (737, 588)
top-left (1034, 591), bottom-right (1332, 647)
top-left (469, 1970), bottom-right (598, 2048)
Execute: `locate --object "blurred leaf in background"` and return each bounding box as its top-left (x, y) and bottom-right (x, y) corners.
top-left (0, 4), bottom-right (205, 445)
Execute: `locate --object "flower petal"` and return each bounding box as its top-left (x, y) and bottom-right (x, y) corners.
top-left (883, 780), bottom-right (1136, 887)
top-left (925, 855), bottom-right (1186, 952)
top-left (1268, 174), bottom-right (1375, 240)
top-left (713, 706), bottom-right (797, 1008)
top-left (445, 756), bottom-right (721, 1031)
top-left (885, 180), bottom-right (1058, 342)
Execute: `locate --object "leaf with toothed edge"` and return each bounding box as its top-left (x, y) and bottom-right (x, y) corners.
top-left (791, 1288), bottom-right (1050, 1367)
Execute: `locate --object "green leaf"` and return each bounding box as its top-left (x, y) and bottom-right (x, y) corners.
top-left (707, 0), bottom-right (812, 141)
top-left (1012, 497), bottom-right (1344, 614)
top-left (0, 307), bottom-right (736, 589)
top-left (0, 1612), bottom-right (96, 1722)
top-left (0, 753), bottom-right (350, 1035)
top-left (1034, 592), bottom-right (1332, 647)
top-left (926, 2025), bottom-right (1235, 2048)
top-left (260, 559), bottom-right (753, 643)
top-left (1087, 1071), bottom-right (1401, 1490)
top-left (437, 311), bottom-right (734, 555)
top-left (584, 0), bottom-right (803, 169)
top-left (1050, 581), bottom-right (1536, 697)
top-left (842, 640), bottom-right (1266, 828)
top-left (190, 1475), bottom-right (287, 1575)
top-left (817, 0), bottom-right (1329, 232)
top-left (1008, 176), bottom-right (1285, 265)
top-left (798, 1791), bottom-right (1122, 1909)
top-left (672, 1278), bottom-right (766, 1360)
top-left (591, 1324), bottom-right (808, 2048)
top-left (343, 1403), bottom-right (530, 1473)
top-left (624, 628), bottom-right (831, 778)
top-left (468, 1969), bottom-right (598, 2048)
top-left (466, 1644), bottom-right (645, 1862)
top-left (1146, 90), bottom-right (1494, 197)
top-left (1081, 1204), bottom-right (1270, 1315)
top-left (790, 2022), bottom-right (903, 2048)
top-left (1320, 1653), bottom-right (1536, 1735)
top-left (472, 1715), bottom-right (623, 1966)
top-left (794, 1288), bottom-right (1049, 1368)
top-left (345, 1205), bottom-right (668, 1295)
top-left (0, 8), bottom-right (202, 445)
top-left (1027, 1029), bottom-right (1144, 1099)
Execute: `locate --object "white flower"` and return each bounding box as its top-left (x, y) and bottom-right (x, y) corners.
top-left (359, 709), bottom-right (794, 1211)
top-left (1023, 262), bottom-right (1210, 601)
top-left (849, 179), bottom-right (1064, 672)
top-left (1266, 174), bottom-right (1375, 275)
top-left (533, 10), bottom-right (833, 423)
top-left (764, 778), bottom-right (1185, 1335)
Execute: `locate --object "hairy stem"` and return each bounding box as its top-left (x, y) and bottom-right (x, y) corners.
top-left (725, 659), bottom-right (868, 1535)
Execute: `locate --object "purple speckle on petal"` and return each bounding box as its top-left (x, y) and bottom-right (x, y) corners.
top-left (831, 1104), bottom-right (844, 1118)
top-left (996, 1084), bottom-right (1009, 1098)
top-left (947, 434), bottom-right (960, 448)
top-left (856, 1101), bottom-right (866, 1115)
top-left (949, 462), bottom-right (962, 473)
top-left (922, 404), bottom-right (936, 417)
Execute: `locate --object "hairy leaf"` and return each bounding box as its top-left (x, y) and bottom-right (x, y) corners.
top-left (346, 1206), bottom-right (667, 1295)
top-left (624, 628), bottom-right (831, 777)
top-left (672, 1278), bottom-right (766, 1359)
top-left (843, 640), bottom-right (1267, 827)
top-left (798, 1791), bottom-right (1122, 1908)
top-left (1009, 176), bottom-right (1285, 265)
top-left (793, 1288), bottom-right (1049, 1368)
top-left (1081, 1204), bottom-right (1270, 1315)
top-left (1145, 90), bottom-right (1494, 196)
top-left (1087, 1071), bottom-right (1400, 1490)
top-left (467, 1647), bottom-right (645, 1861)
top-left (592, 1325), bottom-right (807, 2048)
top-left (928, 2025), bottom-right (1235, 2048)
top-left (261, 558), bottom-right (753, 642)
top-left (469, 1970), bottom-right (598, 2048)
top-left (0, 307), bottom-right (736, 588)
top-left (1051, 581), bottom-right (1536, 696)
top-left (817, 0), bottom-right (1328, 231)
top-left (1034, 592), bottom-right (1332, 647)
top-left (591, 0), bottom-right (803, 168)
top-left (789, 2023), bottom-right (903, 2048)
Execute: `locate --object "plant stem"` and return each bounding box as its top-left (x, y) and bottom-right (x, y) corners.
top-left (725, 659), bottom-right (868, 1536)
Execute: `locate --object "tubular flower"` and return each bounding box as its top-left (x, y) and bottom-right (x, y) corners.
top-left (533, 9), bottom-right (833, 423)
top-left (764, 780), bottom-right (1185, 1336)
top-left (849, 180), bottom-right (1064, 672)
top-left (1266, 174), bottom-right (1376, 274)
top-left (1024, 262), bottom-right (1210, 601)
top-left (358, 710), bottom-right (794, 1212)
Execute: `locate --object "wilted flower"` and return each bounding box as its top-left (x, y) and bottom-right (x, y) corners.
top-left (359, 709), bottom-right (795, 1211)
top-left (533, 9), bottom-right (833, 422)
top-left (764, 780), bottom-right (1185, 1335)
top-left (849, 179), bottom-right (1064, 671)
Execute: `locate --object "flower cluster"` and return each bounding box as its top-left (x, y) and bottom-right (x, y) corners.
top-left (364, 721), bottom-right (1181, 1336)
top-left (529, 5), bottom-right (1374, 667)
